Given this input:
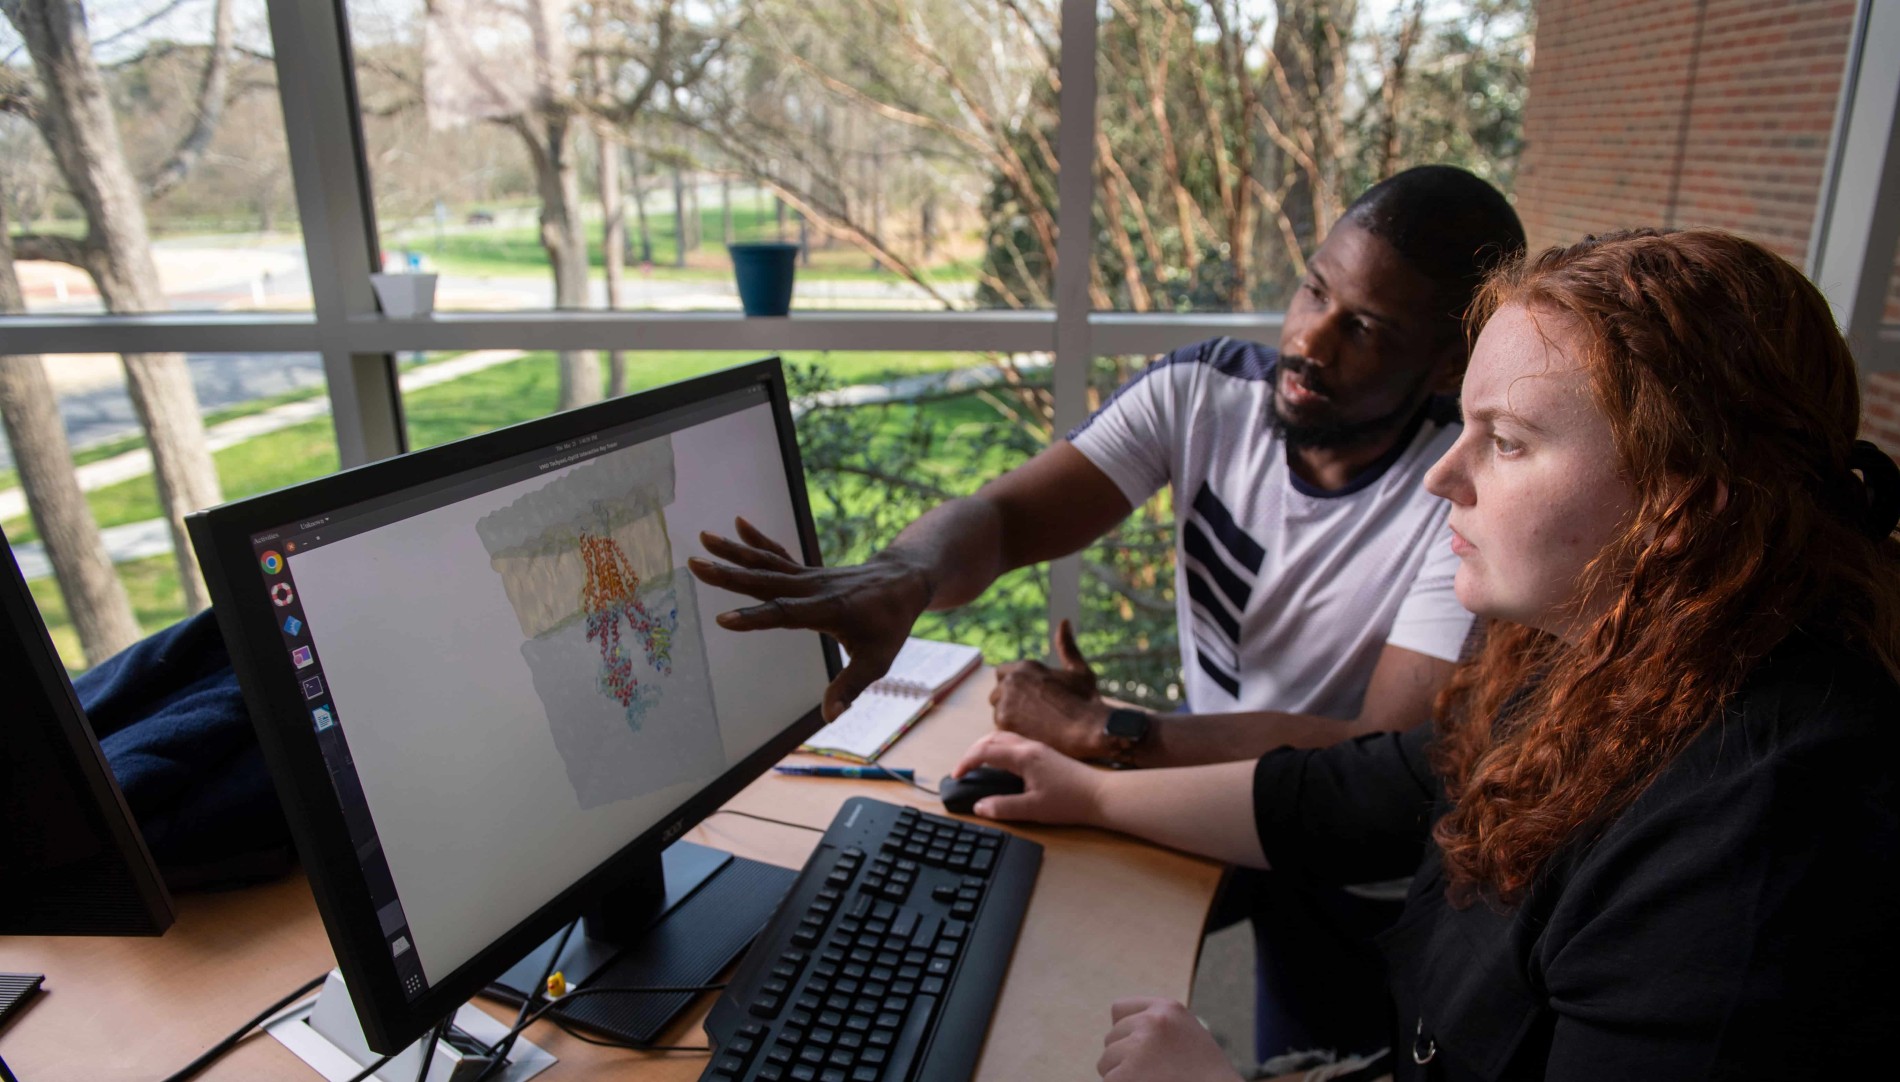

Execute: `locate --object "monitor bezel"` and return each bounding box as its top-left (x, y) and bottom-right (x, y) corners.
top-left (188, 358), bottom-right (839, 1051)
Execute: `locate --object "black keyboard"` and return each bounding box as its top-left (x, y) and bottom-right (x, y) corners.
top-left (699, 797), bottom-right (1042, 1082)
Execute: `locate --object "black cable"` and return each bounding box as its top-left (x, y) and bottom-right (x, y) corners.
top-left (412, 1017), bottom-right (448, 1082)
top-left (871, 762), bottom-right (939, 796)
top-left (711, 808), bottom-right (824, 833)
top-left (469, 981), bottom-right (725, 1079)
top-left (157, 973), bottom-right (329, 1082)
top-left (342, 1052), bottom-right (396, 1082)
top-left (547, 1015), bottom-right (710, 1052)
top-left (468, 918), bottom-right (579, 1082)
top-left (0, 1052), bottom-right (17, 1082)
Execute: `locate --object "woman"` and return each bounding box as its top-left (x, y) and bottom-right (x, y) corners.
top-left (955, 229), bottom-right (1900, 1080)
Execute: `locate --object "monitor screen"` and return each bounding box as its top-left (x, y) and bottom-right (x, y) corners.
top-left (189, 360), bottom-right (834, 1049)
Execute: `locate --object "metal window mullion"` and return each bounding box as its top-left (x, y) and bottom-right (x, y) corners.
top-left (1808, 0), bottom-right (1900, 376)
top-left (269, 0), bottom-right (404, 465)
top-left (1046, 0), bottom-right (1097, 640)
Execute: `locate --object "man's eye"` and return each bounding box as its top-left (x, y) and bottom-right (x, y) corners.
top-left (1493, 435), bottom-right (1522, 455)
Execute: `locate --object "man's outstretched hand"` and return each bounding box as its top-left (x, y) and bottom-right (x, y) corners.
top-left (687, 517), bottom-right (935, 721)
top-left (990, 619), bottom-right (1114, 760)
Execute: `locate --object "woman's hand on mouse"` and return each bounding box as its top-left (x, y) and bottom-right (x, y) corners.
top-left (1097, 998), bottom-right (1243, 1082)
top-left (951, 731), bottom-right (1106, 825)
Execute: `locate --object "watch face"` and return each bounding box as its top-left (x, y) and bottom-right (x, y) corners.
top-left (1105, 709), bottom-right (1150, 741)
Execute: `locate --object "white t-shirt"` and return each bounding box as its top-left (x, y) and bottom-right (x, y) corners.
top-left (1069, 338), bottom-right (1472, 719)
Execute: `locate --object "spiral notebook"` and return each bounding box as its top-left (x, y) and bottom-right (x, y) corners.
top-left (801, 637), bottom-right (985, 762)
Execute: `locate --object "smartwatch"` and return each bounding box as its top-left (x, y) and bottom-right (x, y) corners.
top-left (1102, 708), bottom-right (1154, 766)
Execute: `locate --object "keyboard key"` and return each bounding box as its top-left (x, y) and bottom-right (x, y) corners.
top-left (878, 994), bottom-right (937, 1082)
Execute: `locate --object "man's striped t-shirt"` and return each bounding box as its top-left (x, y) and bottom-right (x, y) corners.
top-left (1069, 338), bottom-right (1472, 720)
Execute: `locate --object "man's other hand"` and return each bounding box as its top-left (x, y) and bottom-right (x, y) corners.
top-left (990, 619), bottom-right (1113, 760)
top-left (687, 517), bottom-right (933, 721)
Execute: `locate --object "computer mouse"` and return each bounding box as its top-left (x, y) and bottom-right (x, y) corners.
top-left (939, 766), bottom-right (1026, 816)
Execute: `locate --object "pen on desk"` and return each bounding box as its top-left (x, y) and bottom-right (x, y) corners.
top-left (775, 765), bottom-right (915, 781)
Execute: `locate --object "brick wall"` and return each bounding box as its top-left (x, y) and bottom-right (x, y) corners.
top-left (1515, 0), bottom-right (1900, 449)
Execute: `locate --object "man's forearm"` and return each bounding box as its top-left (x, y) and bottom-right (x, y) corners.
top-left (877, 496), bottom-right (1013, 611)
top-left (1130, 709), bottom-right (1417, 768)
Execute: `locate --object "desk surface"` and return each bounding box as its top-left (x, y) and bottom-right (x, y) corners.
top-left (0, 669), bottom-right (1222, 1080)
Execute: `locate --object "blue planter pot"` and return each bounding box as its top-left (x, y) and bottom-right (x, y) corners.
top-left (728, 243), bottom-right (800, 317)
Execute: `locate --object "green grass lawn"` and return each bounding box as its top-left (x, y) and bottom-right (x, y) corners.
top-left (3, 350), bottom-right (987, 542)
top-left (16, 350), bottom-right (1017, 668)
top-left (28, 553), bottom-right (183, 670)
top-left (400, 201), bottom-right (978, 286)
top-left (26, 367), bottom-right (1041, 665)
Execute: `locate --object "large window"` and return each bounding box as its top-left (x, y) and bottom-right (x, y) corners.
top-left (0, 0), bottom-right (307, 314)
top-left (344, 0), bottom-right (1053, 314)
top-left (4, 0), bottom-right (1894, 690)
top-left (1092, 0), bottom-right (1531, 313)
top-left (2, 350), bottom-right (327, 667)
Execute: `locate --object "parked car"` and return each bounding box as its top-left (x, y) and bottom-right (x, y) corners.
top-left (465, 209), bottom-right (496, 226)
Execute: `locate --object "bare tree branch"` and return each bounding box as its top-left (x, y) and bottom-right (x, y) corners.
top-left (9, 232), bottom-right (92, 268)
top-left (143, 0), bottom-right (234, 202)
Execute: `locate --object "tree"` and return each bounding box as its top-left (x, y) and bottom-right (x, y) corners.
top-left (2, 0), bottom-right (236, 615)
top-left (0, 200), bottom-right (141, 664)
top-left (425, 0), bottom-right (740, 409)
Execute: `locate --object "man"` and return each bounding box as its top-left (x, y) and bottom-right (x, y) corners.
top-left (689, 166), bottom-right (1523, 769)
top-left (690, 165), bottom-right (1523, 1068)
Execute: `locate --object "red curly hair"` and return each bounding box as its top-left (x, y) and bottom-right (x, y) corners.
top-left (1430, 229), bottom-right (1900, 906)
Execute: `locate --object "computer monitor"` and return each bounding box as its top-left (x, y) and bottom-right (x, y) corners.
top-left (0, 526), bottom-right (175, 937)
top-left (187, 359), bottom-right (836, 1054)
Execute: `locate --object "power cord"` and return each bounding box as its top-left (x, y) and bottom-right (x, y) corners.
top-left (157, 973), bottom-right (328, 1082)
top-left (1, 1051), bottom-right (17, 1082)
top-left (869, 762), bottom-right (940, 796)
top-left (467, 918), bottom-right (579, 1081)
top-left (711, 808), bottom-right (824, 833)
top-left (471, 982), bottom-right (726, 1067)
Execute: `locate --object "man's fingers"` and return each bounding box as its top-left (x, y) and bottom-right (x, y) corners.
top-left (699, 530), bottom-right (804, 574)
top-left (733, 517), bottom-right (799, 564)
top-left (1054, 618), bottom-right (1093, 675)
top-left (715, 591), bottom-right (853, 634)
top-left (689, 558), bottom-right (821, 600)
top-left (823, 655), bottom-right (894, 721)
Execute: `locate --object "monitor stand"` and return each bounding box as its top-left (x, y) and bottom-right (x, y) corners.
top-left (263, 840), bottom-right (793, 1079)
top-left (490, 839), bottom-right (795, 1044)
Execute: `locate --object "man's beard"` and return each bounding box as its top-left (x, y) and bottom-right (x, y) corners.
top-left (1270, 354), bottom-right (1437, 453)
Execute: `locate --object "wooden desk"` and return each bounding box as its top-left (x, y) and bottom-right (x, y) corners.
top-left (0, 670), bottom-right (1222, 1079)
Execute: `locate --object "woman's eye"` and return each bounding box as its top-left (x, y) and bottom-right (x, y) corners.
top-left (1492, 435), bottom-right (1523, 455)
